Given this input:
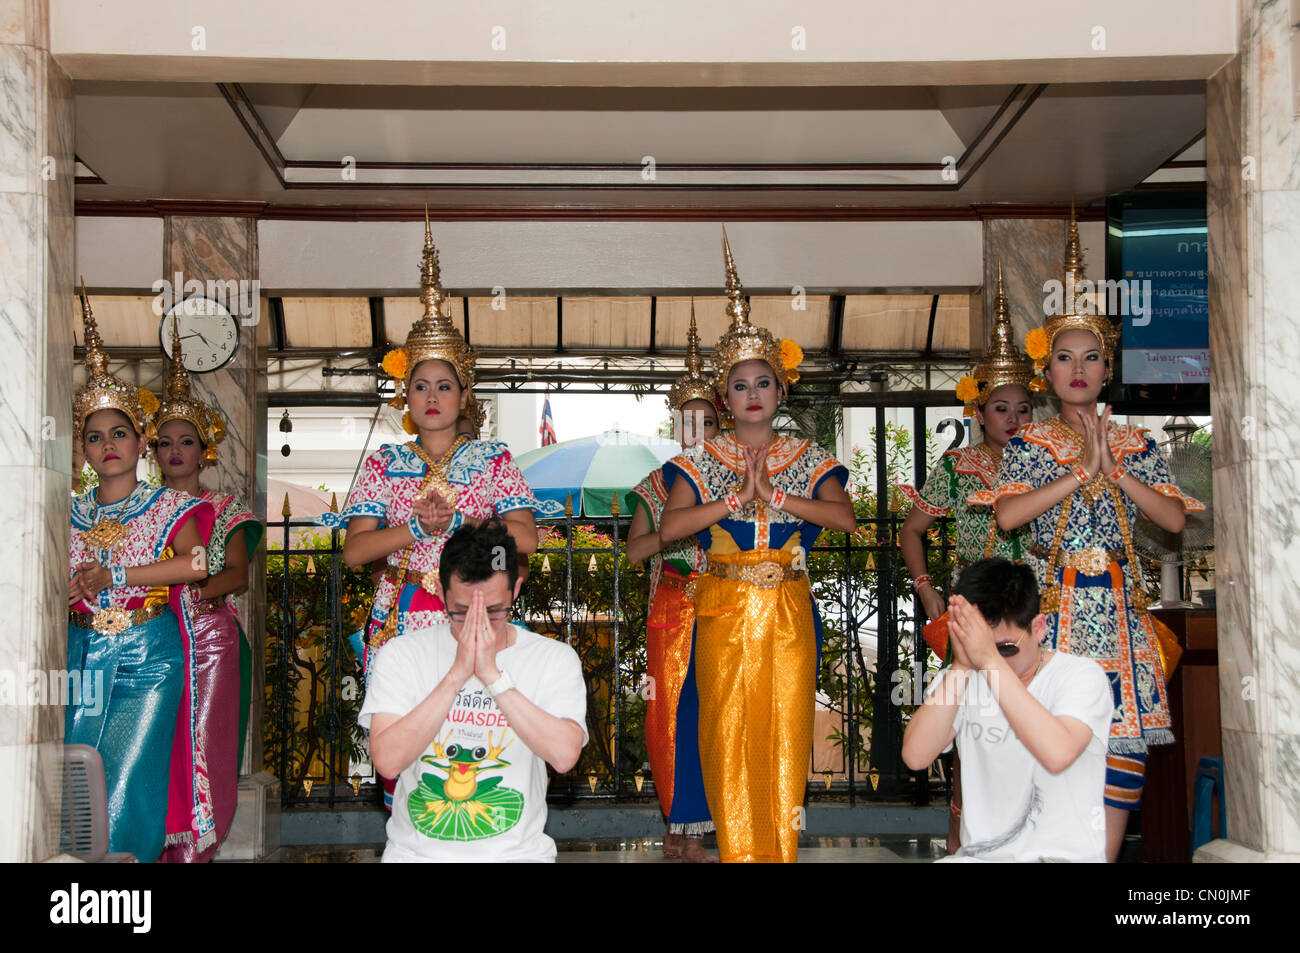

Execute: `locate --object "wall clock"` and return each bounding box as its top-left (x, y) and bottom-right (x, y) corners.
top-left (159, 295), bottom-right (239, 373)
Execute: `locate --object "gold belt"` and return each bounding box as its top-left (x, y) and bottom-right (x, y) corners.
top-left (69, 603), bottom-right (165, 636)
top-left (657, 570), bottom-right (700, 599)
top-left (705, 560), bottom-right (806, 589)
top-left (389, 567), bottom-right (440, 597)
top-left (1031, 544), bottom-right (1124, 575)
top-left (189, 594), bottom-right (226, 617)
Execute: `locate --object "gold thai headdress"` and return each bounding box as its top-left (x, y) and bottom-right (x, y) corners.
top-left (382, 208), bottom-right (477, 412)
top-left (73, 279), bottom-right (157, 441)
top-left (151, 319), bottom-right (227, 464)
top-left (666, 300), bottom-right (716, 413)
top-left (710, 227), bottom-right (802, 395)
top-left (1025, 210), bottom-right (1120, 382)
top-left (955, 261), bottom-right (1039, 415)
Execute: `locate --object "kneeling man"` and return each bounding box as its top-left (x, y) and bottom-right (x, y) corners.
top-left (360, 520), bottom-right (587, 861)
top-left (902, 558), bottom-right (1113, 862)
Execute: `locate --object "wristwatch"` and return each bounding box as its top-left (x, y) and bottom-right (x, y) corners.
top-left (486, 669), bottom-right (516, 698)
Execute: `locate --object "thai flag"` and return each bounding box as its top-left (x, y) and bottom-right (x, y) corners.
top-left (539, 394), bottom-right (557, 446)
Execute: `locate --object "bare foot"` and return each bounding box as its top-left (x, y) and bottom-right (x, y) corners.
top-left (682, 837), bottom-right (717, 863)
top-left (663, 831), bottom-right (685, 859)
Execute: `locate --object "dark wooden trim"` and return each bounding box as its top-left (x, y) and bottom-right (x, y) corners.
top-left (973, 203), bottom-right (1107, 220)
top-left (278, 180), bottom-right (961, 193)
top-left (217, 83), bottom-right (288, 189)
top-left (648, 296), bottom-right (657, 355)
top-left (954, 84), bottom-right (1025, 169)
top-left (1156, 129), bottom-right (1206, 170)
top-left (1133, 181), bottom-right (1208, 192)
top-left (285, 158), bottom-right (948, 172)
top-left (924, 295), bottom-right (939, 357)
top-left (1162, 160), bottom-right (1207, 169)
top-left (462, 296), bottom-right (471, 343)
top-left (958, 84), bottom-right (1048, 189)
top-left (269, 296), bottom-right (287, 352)
top-left (555, 296), bottom-right (564, 353)
top-left (828, 294), bottom-right (845, 357)
top-left (368, 296), bottom-right (385, 351)
top-left (75, 199), bottom-right (1117, 223)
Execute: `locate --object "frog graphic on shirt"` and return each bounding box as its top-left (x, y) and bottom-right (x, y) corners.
top-left (408, 728), bottom-right (525, 840)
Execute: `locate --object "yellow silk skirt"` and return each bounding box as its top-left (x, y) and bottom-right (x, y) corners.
top-left (693, 548), bottom-right (815, 863)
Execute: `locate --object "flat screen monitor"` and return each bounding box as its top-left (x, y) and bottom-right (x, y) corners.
top-left (1105, 191), bottom-right (1210, 414)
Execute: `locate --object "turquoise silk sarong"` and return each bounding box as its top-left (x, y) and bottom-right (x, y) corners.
top-left (66, 608), bottom-right (184, 862)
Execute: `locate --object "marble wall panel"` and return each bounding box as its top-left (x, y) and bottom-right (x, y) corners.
top-left (1272, 733), bottom-right (1300, 853)
top-left (1253, 0), bottom-right (1300, 192)
top-left (1211, 458), bottom-right (1256, 737)
top-left (0, 191), bottom-right (40, 468)
top-left (0, 0), bottom-right (73, 861)
top-left (982, 219), bottom-right (1062, 352)
top-left (1258, 458), bottom-right (1300, 743)
top-left (163, 215), bottom-right (266, 779)
top-left (0, 0), bottom-right (49, 47)
top-left (0, 43), bottom-right (38, 195)
top-left (1221, 726), bottom-right (1264, 853)
top-left (1257, 192), bottom-right (1300, 462)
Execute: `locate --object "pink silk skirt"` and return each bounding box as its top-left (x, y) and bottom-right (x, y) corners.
top-left (159, 603), bottom-right (242, 863)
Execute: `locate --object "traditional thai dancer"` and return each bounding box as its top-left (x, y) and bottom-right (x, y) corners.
top-left (68, 286), bottom-right (215, 861)
top-left (625, 304), bottom-right (719, 862)
top-left (973, 216), bottom-right (1204, 862)
top-left (660, 232), bottom-right (855, 863)
top-left (898, 264), bottom-right (1035, 852)
top-left (151, 323), bottom-right (263, 862)
top-left (324, 217), bottom-right (559, 807)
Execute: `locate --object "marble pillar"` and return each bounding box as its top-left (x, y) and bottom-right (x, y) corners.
top-left (0, 0), bottom-right (75, 862)
top-left (161, 216), bottom-right (275, 859)
top-left (983, 218), bottom-right (1066, 422)
top-left (1197, 1), bottom-right (1300, 863)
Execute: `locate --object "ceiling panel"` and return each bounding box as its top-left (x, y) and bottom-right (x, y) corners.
top-left (281, 297), bottom-right (370, 348)
top-left (841, 294), bottom-right (935, 352)
top-left (76, 295), bottom-right (161, 348)
top-left (562, 297), bottom-right (651, 350)
top-left (466, 296), bottom-right (557, 349)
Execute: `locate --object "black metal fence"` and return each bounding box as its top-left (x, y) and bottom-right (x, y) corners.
top-left (264, 500), bottom-right (958, 812)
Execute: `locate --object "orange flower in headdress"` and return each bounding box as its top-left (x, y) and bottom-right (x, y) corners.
top-left (1025, 328), bottom-right (1050, 364)
top-left (780, 339), bottom-right (803, 372)
top-left (382, 348), bottom-right (409, 380)
top-left (954, 376), bottom-right (980, 404)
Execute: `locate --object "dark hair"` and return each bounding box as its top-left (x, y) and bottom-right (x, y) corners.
top-left (951, 558), bottom-right (1039, 632)
top-left (438, 518), bottom-right (519, 594)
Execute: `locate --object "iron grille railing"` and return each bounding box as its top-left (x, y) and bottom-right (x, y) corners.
top-left (264, 506), bottom-right (959, 811)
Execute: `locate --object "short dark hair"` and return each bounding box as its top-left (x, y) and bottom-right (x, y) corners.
top-left (951, 558), bottom-right (1039, 632)
top-left (438, 518), bottom-right (519, 594)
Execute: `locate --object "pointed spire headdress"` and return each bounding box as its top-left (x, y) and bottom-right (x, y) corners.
top-left (73, 278), bottom-right (156, 440)
top-left (955, 261), bottom-right (1039, 415)
top-left (1024, 207), bottom-right (1120, 380)
top-left (709, 227), bottom-right (802, 394)
top-left (152, 318), bottom-right (226, 463)
top-left (666, 299), bottom-right (716, 412)
top-left (382, 207), bottom-right (477, 409)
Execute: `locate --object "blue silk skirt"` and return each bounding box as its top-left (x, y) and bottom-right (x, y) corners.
top-left (67, 609), bottom-right (184, 862)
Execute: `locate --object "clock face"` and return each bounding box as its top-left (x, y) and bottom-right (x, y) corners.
top-left (160, 296), bottom-right (239, 373)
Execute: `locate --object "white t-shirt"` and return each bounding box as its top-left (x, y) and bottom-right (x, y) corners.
top-left (359, 623), bottom-right (588, 862)
top-left (933, 651), bottom-right (1113, 863)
